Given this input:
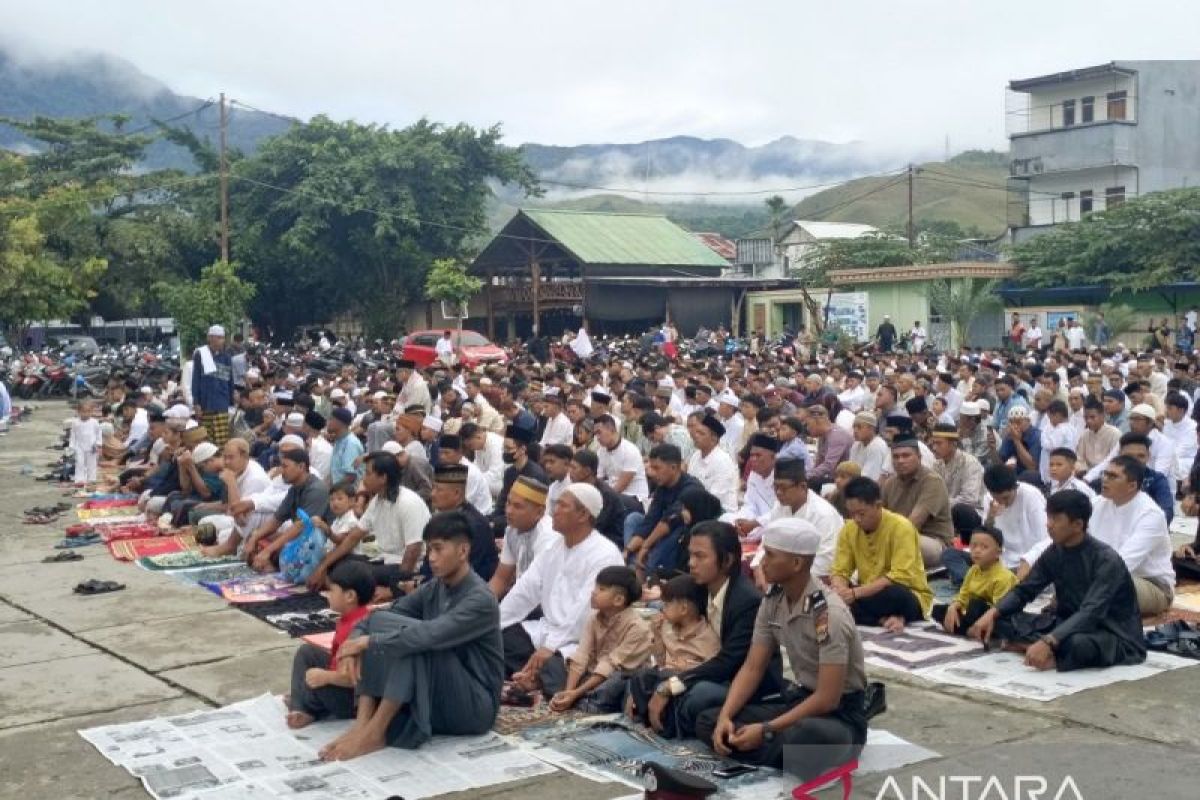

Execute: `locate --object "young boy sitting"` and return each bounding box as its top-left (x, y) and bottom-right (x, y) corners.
top-left (625, 574), bottom-right (720, 723)
top-left (286, 560), bottom-right (374, 729)
top-left (549, 566), bottom-right (652, 712)
top-left (313, 478), bottom-right (360, 553)
top-left (933, 525), bottom-right (1017, 637)
top-left (1047, 447), bottom-right (1095, 498)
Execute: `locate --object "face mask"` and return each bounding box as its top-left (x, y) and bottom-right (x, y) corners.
top-left (502, 451), bottom-right (517, 464)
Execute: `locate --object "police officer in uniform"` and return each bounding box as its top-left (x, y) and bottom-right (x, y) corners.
top-left (695, 517), bottom-right (869, 781)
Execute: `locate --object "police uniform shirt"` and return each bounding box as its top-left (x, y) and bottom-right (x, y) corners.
top-left (752, 577), bottom-right (866, 693)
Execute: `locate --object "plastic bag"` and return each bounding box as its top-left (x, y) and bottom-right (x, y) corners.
top-left (279, 508), bottom-right (327, 584)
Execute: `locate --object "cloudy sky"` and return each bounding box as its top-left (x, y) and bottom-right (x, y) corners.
top-left (3, 0), bottom-right (1199, 154)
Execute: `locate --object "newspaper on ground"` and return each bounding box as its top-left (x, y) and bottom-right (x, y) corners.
top-left (79, 693), bottom-right (556, 800)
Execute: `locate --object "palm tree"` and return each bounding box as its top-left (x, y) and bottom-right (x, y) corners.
top-left (1082, 303), bottom-right (1137, 345)
top-left (928, 278), bottom-right (1002, 349)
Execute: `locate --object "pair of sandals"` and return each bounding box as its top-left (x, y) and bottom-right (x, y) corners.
top-left (55, 533), bottom-right (101, 548)
top-left (25, 502), bottom-right (71, 516)
top-left (1145, 620), bottom-right (1200, 659)
top-left (73, 579), bottom-right (125, 595)
top-left (44, 551), bottom-right (83, 563)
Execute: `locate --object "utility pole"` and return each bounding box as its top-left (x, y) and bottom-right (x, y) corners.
top-left (906, 163), bottom-right (915, 248)
top-left (218, 92), bottom-right (230, 263)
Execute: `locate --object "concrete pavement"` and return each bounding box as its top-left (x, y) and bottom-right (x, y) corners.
top-left (1, 404), bottom-right (1197, 800)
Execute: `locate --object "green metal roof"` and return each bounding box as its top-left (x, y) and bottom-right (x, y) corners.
top-left (520, 209), bottom-right (729, 268)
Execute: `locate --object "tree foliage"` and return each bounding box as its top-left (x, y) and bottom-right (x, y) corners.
top-left (1082, 303), bottom-right (1138, 340)
top-left (1010, 188), bottom-right (1200, 290)
top-left (227, 116), bottom-right (538, 340)
top-left (928, 278), bottom-right (1001, 348)
top-left (155, 260), bottom-right (256, 353)
top-left (425, 258), bottom-right (483, 303)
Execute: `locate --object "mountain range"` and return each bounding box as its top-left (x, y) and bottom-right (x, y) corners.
top-left (0, 46), bottom-right (1010, 237)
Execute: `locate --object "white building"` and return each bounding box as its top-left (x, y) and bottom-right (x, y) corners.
top-left (776, 220), bottom-right (881, 274)
top-left (1006, 60), bottom-right (1200, 243)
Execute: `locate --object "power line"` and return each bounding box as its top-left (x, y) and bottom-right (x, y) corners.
top-left (228, 99), bottom-right (304, 126)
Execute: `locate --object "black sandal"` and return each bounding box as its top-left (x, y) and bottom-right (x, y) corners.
top-left (44, 551), bottom-right (83, 563)
top-left (73, 580), bottom-right (125, 595)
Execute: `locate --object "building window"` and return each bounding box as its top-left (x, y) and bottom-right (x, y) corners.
top-left (1106, 186), bottom-right (1126, 208)
top-left (1062, 99), bottom-right (1075, 127)
top-left (1081, 96), bottom-right (1095, 123)
top-left (1080, 190), bottom-right (1094, 215)
top-left (1060, 192), bottom-right (1075, 222)
top-left (1107, 91), bottom-right (1127, 120)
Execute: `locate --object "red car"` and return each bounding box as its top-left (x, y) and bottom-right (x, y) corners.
top-left (401, 329), bottom-right (508, 369)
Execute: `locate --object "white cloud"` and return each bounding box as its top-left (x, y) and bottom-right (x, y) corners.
top-left (3, 0), bottom-right (1199, 156)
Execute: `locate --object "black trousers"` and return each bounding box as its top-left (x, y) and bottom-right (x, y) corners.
top-left (1174, 554), bottom-right (1200, 582)
top-left (694, 686), bottom-right (866, 781)
top-left (951, 503), bottom-right (982, 546)
top-left (993, 612), bottom-right (1145, 672)
top-left (501, 623), bottom-right (568, 697)
top-left (931, 598), bottom-right (991, 636)
top-left (849, 584), bottom-right (925, 625)
top-left (288, 643), bottom-right (356, 720)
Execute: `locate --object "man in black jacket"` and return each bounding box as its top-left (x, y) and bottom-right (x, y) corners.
top-left (629, 521), bottom-right (783, 738)
top-left (624, 444), bottom-right (704, 574)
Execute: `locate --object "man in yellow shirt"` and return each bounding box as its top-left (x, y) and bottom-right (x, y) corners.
top-left (932, 525), bottom-right (1016, 637)
top-left (830, 477), bottom-right (932, 633)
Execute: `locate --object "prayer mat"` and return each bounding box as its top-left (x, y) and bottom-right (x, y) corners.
top-left (76, 507), bottom-right (144, 521)
top-left (137, 550), bottom-right (242, 571)
top-left (860, 623), bottom-right (982, 672)
top-left (108, 534), bottom-right (196, 562)
top-left (493, 698), bottom-right (581, 736)
top-left (231, 592), bottom-right (339, 636)
top-left (98, 523), bottom-right (162, 542)
top-left (170, 562), bottom-right (255, 588)
top-left (204, 573), bottom-right (303, 603)
top-left (80, 497), bottom-right (139, 510)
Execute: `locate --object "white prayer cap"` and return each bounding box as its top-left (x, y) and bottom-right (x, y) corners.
top-left (207, 325), bottom-right (226, 337)
top-left (976, 398), bottom-right (991, 414)
top-left (381, 441), bottom-right (403, 455)
top-left (422, 416), bottom-right (443, 433)
top-left (285, 412), bottom-right (306, 428)
top-left (959, 401), bottom-right (981, 417)
top-left (279, 434), bottom-right (306, 449)
top-left (717, 389), bottom-right (739, 407)
top-left (164, 405), bottom-right (191, 420)
top-left (184, 420), bottom-right (199, 430)
top-left (329, 388), bottom-right (347, 401)
top-left (192, 442), bottom-right (220, 463)
top-left (561, 482), bottom-right (603, 519)
top-left (1007, 405), bottom-right (1029, 421)
top-left (761, 517), bottom-right (821, 556)
top-left (373, 391), bottom-right (388, 401)
top-left (139, 386), bottom-right (154, 395)
top-left (1130, 403), bottom-right (1157, 419)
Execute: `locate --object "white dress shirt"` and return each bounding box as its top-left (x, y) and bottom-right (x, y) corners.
top-left (473, 430), bottom-right (506, 498)
top-left (597, 438), bottom-right (650, 500)
top-left (849, 436), bottom-right (891, 481)
top-left (1038, 420), bottom-right (1078, 483)
top-left (309, 435), bottom-right (332, 481)
top-left (1162, 416), bottom-right (1198, 481)
top-left (752, 492), bottom-right (844, 577)
top-left (990, 482), bottom-right (1050, 569)
top-left (719, 413), bottom-right (745, 458)
top-left (1089, 492), bottom-right (1175, 589)
top-left (463, 459), bottom-right (494, 516)
top-left (687, 446), bottom-right (740, 512)
top-left (720, 469), bottom-right (775, 533)
top-left (540, 412), bottom-right (574, 447)
top-left (359, 488), bottom-right (431, 564)
top-left (498, 530), bottom-right (623, 659)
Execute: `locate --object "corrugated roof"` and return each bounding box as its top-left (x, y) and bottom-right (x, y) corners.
top-left (792, 220), bottom-right (880, 240)
top-left (692, 231), bottom-right (737, 262)
top-left (521, 209), bottom-right (729, 268)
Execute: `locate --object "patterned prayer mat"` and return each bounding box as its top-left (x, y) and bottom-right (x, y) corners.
top-left (230, 592), bottom-right (338, 636)
top-left (137, 550), bottom-right (243, 571)
top-left (108, 534), bottom-right (196, 562)
top-left (169, 563), bottom-right (256, 587)
top-left (493, 699), bottom-right (581, 736)
top-left (204, 572), bottom-right (304, 603)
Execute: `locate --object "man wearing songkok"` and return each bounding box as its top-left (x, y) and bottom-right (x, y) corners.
top-left (489, 476), bottom-right (554, 600)
top-left (722, 433), bottom-right (780, 540)
top-left (686, 414), bottom-right (739, 513)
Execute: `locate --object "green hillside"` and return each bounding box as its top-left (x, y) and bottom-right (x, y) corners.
top-left (788, 151), bottom-right (1011, 237)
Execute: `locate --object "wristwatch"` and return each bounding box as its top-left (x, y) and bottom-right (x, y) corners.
top-left (761, 720), bottom-right (776, 743)
top-left (1040, 634), bottom-right (1058, 650)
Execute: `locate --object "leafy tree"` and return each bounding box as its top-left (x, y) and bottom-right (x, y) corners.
top-left (425, 258), bottom-right (483, 335)
top-left (155, 260), bottom-right (256, 353)
top-left (1010, 188), bottom-right (1200, 290)
top-left (1082, 303), bottom-right (1137, 341)
top-left (928, 278), bottom-right (1002, 348)
top-left (765, 195), bottom-right (788, 244)
top-left (228, 116), bottom-right (538, 340)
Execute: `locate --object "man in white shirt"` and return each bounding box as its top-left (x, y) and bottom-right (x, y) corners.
top-left (304, 412), bottom-right (333, 481)
top-left (849, 412), bottom-right (890, 481)
top-left (1065, 318), bottom-right (1086, 350)
top-left (1092, 455), bottom-right (1175, 614)
top-left (461, 422), bottom-right (505, 499)
top-left (196, 438), bottom-right (274, 546)
top-left (539, 393), bottom-right (574, 447)
top-left (1024, 318), bottom-right (1043, 350)
top-left (489, 476), bottom-right (554, 600)
top-left (751, 456), bottom-right (843, 579)
top-left (435, 330), bottom-right (455, 365)
top-left (1128, 403), bottom-right (1176, 488)
top-left (569, 326), bottom-right (594, 360)
top-left (594, 414), bottom-right (649, 500)
top-left (721, 434), bottom-right (778, 539)
top-left (436, 433), bottom-right (493, 517)
top-left (909, 320), bottom-right (927, 353)
top-left (394, 360), bottom-right (431, 415)
top-left (499, 483), bottom-right (623, 695)
top-left (971, 464), bottom-right (1049, 584)
top-left (1162, 393), bottom-right (1198, 483)
top-left (686, 414), bottom-right (739, 513)
top-left (836, 371), bottom-right (868, 413)
top-left (935, 372), bottom-right (963, 421)
top-left (715, 390), bottom-right (744, 457)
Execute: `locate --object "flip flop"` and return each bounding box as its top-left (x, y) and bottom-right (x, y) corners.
top-left (23, 513), bottom-right (59, 525)
top-left (73, 580), bottom-right (125, 595)
top-left (44, 551), bottom-right (83, 563)
top-left (55, 534), bottom-right (101, 548)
